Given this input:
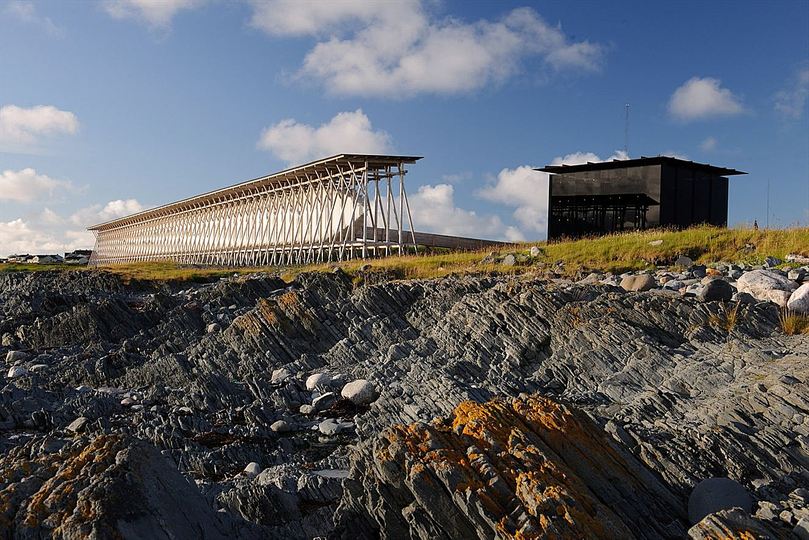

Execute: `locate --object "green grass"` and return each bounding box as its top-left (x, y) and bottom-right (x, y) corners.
top-left (2, 225), bottom-right (807, 283)
top-left (540, 225), bottom-right (809, 274)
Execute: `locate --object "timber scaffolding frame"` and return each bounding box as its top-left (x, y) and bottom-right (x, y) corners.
top-left (87, 154), bottom-right (423, 267)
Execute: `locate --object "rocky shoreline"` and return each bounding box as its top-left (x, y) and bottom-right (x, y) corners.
top-left (0, 262), bottom-right (807, 539)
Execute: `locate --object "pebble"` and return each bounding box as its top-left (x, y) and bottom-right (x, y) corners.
top-left (341, 379), bottom-right (378, 405)
top-left (7, 366), bottom-right (28, 378)
top-left (243, 462), bottom-right (262, 478)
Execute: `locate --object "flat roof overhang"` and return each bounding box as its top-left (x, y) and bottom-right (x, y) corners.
top-left (537, 155), bottom-right (746, 177)
top-left (88, 153), bottom-right (422, 231)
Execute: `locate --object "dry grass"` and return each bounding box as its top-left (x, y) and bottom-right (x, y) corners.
top-left (708, 302), bottom-right (742, 332)
top-left (779, 309), bottom-right (809, 335)
top-left (1, 225), bottom-right (807, 283)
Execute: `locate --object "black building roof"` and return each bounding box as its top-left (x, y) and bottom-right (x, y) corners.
top-left (537, 156), bottom-right (746, 176)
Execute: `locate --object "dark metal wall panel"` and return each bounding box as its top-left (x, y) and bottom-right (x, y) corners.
top-left (692, 170), bottom-right (711, 224)
top-left (710, 177), bottom-right (729, 225)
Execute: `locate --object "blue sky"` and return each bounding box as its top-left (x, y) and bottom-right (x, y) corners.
top-left (0, 0), bottom-right (807, 255)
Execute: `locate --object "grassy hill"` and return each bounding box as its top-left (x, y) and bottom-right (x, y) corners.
top-left (2, 225), bottom-right (808, 283)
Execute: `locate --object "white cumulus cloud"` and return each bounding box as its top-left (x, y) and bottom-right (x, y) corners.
top-left (0, 104), bottom-right (79, 147)
top-left (250, 1), bottom-right (603, 97)
top-left (409, 183), bottom-right (521, 241)
top-left (0, 168), bottom-right (73, 202)
top-left (478, 166), bottom-right (547, 236)
top-left (257, 110), bottom-right (393, 164)
top-left (103, 0), bottom-right (202, 28)
top-left (0, 198), bottom-right (145, 257)
top-left (668, 77), bottom-right (744, 121)
top-left (550, 149), bottom-right (628, 166)
top-left (775, 65), bottom-right (809, 119)
top-left (70, 199), bottom-right (144, 227)
top-left (0, 217), bottom-right (91, 256)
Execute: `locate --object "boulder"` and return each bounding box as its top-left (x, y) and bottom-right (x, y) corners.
top-left (7, 365), bottom-right (28, 378)
top-left (205, 323), bottom-right (221, 333)
top-left (698, 279), bottom-right (733, 302)
top-left (620, 274), bottom-right (656, 292)
top-left (270, 420), bottom-right (291, 433)
top-left (501, 254), bottom-right (516, 267)
top-left (788, 268), bottom-right (806, 282)
top-left (648, 239), bottom-right (663, 246)
top-left (787, 283), bottom-right (809, 314)
top-left (318, 419), bottom-right (341, 436)
top-left (67, 416), bottom-right (89, 434)
top-left (795, 518), bottom-right (809, 540)
top-left (736, 269), bottom-right (799, 306)
top-left (675, 255), bottom-right (693, 267)
top-left (529, 246), bottom-right (541, 257)
top-left (271, 368), bottom-right (292, 384)
top-left (663, 279), bottom-right (684, 290)
top-left (341, 379), bottom-right (378, 405)
top-left (5, 350), bottom-right (28, 364)
top-left (688, 477), bottom-right (752, 524)
top-left (305, 372), bottom-right (330, 391)
top-left (764, 256), bottom-right (782, 268)
top-left (318, 418), bottom-right (354, 436)
top-left (732, 292), bottom-right (756, 304)
top-left (243, 462), bottom-right (262, 478)
top-left (312, 391), bottom-right (338, 412)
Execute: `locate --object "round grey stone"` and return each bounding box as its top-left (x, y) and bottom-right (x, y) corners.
top-left (688, 477), bottom-right (752, 524)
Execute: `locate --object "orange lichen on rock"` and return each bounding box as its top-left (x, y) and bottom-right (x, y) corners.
top-left (367, 394), bottom-right (685, 539)
top-left (22, 434), bottom-right (122, 531)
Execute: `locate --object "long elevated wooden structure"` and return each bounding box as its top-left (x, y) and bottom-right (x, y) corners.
top-left (87, 154), bottom-right (421, 267)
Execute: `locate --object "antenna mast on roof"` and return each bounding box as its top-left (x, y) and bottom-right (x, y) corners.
top-left (624, 104), bottom-right (630, 157)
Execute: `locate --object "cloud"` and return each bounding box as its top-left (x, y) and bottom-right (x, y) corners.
top-left (103, 0), bottom-right (202, 28)
top-left (775, 65), bottom-right (809, 119)
top-left (0, 217), bottom-right (92, 256)
top-left (3, 0), bottom-right (62, 35)
top-left (250, 1), bottom-right (604, 97)
top-left (668, 77), bottom-right (744, 121)
top-left (0, 198), bottom-right (144, 257)
top-left (409, 183), bottom-right (520, 241)
top-left (478, 166), bottom-right (547, 236)
top-left (700, 136), bottom-right (717, 152)
top-left (550, 149), bottom-right (628, 166)
top-left (69, 199), bottom-right (144, 227)
top-left (0, 104), bottom-right (79, 147)
top-left (258, 110), bottom-right (392, 164)
top-left (0, 168), bottom-right (73, 202)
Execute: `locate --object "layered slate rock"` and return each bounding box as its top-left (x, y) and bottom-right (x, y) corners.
top-left (0, 269), bottom-right (807, 538)
top-left (0, 434), bottom-right (263, 538)
top-left (335, 395), bottom-right (687, 539)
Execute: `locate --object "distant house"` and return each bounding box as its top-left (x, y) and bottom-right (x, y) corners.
top-left (7, 254), bottom-right (30, 263)
top-left (30, 254), bottom-right (64, 264)
top-left (0, 258), bottom-right (7, 264)
top-left (64, 250), bottom-right (92, 265)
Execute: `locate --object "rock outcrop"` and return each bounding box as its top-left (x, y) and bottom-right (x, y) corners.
top-left (0, 268), bottom-right (807, 538)
top-left (335, 395), bottom-right (686, 539)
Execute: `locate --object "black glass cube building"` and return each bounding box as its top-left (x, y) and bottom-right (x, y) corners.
top-left (538, 156), bottom-right (746, 240)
